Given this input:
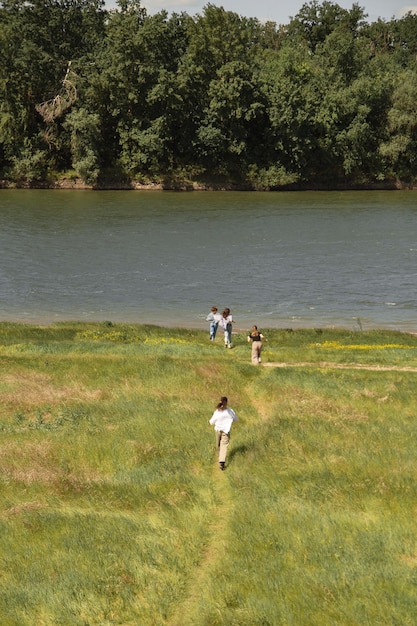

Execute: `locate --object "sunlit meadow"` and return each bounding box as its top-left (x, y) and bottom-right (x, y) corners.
top-left (1, 322), bottom-right (417, 625)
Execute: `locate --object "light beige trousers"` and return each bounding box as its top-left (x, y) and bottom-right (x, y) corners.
top-left (251, 340), bottom-right (262, 364)
top-left (215, 430), bottom-right (230, 463)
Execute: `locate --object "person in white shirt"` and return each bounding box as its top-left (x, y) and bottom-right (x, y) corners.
top-left (219, 307), bottom-right (233, 348)
top-left (209, 396), bottom-right (238, 470)
top-left (206, 306), bottom-right (222, 341)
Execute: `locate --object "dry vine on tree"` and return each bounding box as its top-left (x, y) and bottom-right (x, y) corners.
top-left (35, 61), bottom-right (77, 123)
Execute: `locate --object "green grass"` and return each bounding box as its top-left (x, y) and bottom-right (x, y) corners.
top-left (1, 322), bottom-right (417, 625)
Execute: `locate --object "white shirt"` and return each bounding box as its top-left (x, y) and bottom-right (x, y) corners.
top-left (209, 408), bottom-right (238, 434)
top-left (219, 315), bottom-right (233, 329)
top-left (206, 312), bottom-right (222, 323)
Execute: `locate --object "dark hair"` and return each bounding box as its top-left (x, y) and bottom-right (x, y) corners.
top-left (217, 396), bottom-right (228, 409)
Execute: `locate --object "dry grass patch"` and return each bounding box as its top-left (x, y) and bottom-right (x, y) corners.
top-left (273, 385), bottom-right (368, 422)
top-left (0, 440), bottom-right (105, 488)
top-left (0, 440), bottom-right (59, 484)
top-left (4, 501), bottom-right (46, 517)
top-left (0, 371), bottom-right (103, 407)
top-left (249, 395), bottom-right (274, 422)
top-left (194, 362), bottom-right (223, 381)
top-left (401, 554), bottom-right (417, 568)
top-left (353, 385), bottom-right (395, 402)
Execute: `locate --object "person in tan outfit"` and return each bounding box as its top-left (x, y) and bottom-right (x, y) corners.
top-left (247, 325), bottom-right (265, 364)
top-left (209, 396), bottom-right (238, 470)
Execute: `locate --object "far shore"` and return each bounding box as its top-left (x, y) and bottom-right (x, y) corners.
top-left (1, 177), bottom-right (415, 191)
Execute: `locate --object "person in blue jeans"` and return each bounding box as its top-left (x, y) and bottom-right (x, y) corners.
top-left (206, 306), bottom-right (222, 341)
top-left (219, 307), bottom-right (233, 348)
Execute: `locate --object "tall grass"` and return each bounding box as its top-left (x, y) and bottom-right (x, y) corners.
top-left (1, 323), bottom-right (417, 624)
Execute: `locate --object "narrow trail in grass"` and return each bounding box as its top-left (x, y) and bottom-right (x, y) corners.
top-left (264, 361), bottom-right (417, 372)
top-left (168, 462), bottom-right (234, 626)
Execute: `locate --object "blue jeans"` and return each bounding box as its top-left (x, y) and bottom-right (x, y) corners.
top-left (210, 321), bottom-right (218, 340)
top-left (224, 323), bottom-right (232, 344)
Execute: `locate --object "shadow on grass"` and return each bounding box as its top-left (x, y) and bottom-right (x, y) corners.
top-left (228, 442), bottom-right (254, 461)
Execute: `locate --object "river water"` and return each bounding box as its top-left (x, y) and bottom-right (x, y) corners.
top-left (1, 189), bottom-right (416, 331)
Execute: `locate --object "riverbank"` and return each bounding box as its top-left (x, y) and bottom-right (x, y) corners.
top-left (2, 317), bottom-right (417, 336)
top-left (0, 176), bottom-right (412, 191)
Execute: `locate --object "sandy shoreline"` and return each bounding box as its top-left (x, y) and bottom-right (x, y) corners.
top-left (1, 316), bottom-right (417, 335)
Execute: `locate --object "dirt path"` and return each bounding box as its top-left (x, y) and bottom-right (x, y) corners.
top-left (168, 361), bottom-right (415, 623)
top-left (263, 361), bottom-right (417, 372)
top-left (168, 463), bottom-right (233, 626)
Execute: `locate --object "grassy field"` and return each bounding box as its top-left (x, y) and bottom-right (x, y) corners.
top-left (1, 322), bottom-right (417, 625)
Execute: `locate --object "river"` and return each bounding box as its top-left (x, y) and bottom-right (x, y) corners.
top-left (1, 189), bottom-right (416, 331)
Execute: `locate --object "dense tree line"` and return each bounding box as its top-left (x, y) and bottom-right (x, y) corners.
top-left (1, 0), bottom-right (417, 188)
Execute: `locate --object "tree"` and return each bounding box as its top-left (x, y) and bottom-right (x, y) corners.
top-left (379, 70), bottom-right (417, 182)
top-left (175, 4), bottom-right (264, 175)
top-left (0, 0), bottom-right (107, 178)
top-left (257, 40), bottom-right (325, 185)
top-left (287, 0), bottom-right (366, 53)
top-left (101, 3), bottom-right (190, 177)
top-left (63, 107), bottom-right (101, 183)
top-left (195, 60), bottom-right (266, 175)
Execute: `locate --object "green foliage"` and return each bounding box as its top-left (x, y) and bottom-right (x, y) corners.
top-left (63, 107), bottom-right (101, 183)
top-left (8, 138), bottom-right (49, 182)
top-left (1, 0), bottom-right (417, 185)
top-left (379, 69), bottom-right (417, 182)
top-left (0, 0), bottom-right (106, 179)
top-left (246, 164), bottom-right (300, 190)
top-left (287, 0), bottom-right (367, 53)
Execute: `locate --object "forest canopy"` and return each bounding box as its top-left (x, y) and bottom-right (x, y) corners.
top-left (1, 0), bottom-right (417, 189)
